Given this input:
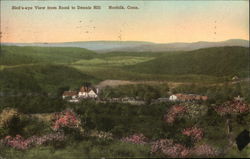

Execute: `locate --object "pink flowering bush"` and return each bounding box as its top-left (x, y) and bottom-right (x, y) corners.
top-left (164, 105), bottom-right (187, 124)
top-left (151, 139), bottom-right (190, 158)
top-left (52, 110), bottom-right (80, 131)
top-left (151, 139), bottom-right (220, 158)
top-left (215, 100), bottom-right (249, 116)
top-left (1, 132), bottom-right (65, 150)
top-left (191, 144), bottom-right (219, 157)
top-left (121, 133), bottom-right (147, 144)
top-left (182, 126), bottom-right (204, 141)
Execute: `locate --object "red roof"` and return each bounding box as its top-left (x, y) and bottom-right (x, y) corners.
top-left (79, 86), bottom-right (97, 93)
top-left (63, 91), bottom-right (78, 96)
top-left (174, 94), bottom-right (208, 101)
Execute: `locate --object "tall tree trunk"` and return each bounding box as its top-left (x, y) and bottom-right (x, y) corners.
top-left (226, 118), bottom-right (233, 146)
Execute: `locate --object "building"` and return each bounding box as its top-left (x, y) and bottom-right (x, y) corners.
top-left (169, 93), bottom-right (208, 102)
top-left (232, 76), bottom-right (239, 81)
top-left (78, 86), bottom-right (98, 98)
top-left (62, 85), bottom-right (99, 102)
top-left (169, 95), bottom-right (178, 101)
top-left (62, 91), bottom-right (78, 99)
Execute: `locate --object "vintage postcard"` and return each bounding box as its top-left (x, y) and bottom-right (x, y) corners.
top-left (0, 0), bottom-right (249, 158)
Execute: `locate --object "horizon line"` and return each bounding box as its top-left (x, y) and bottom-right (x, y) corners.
top-left (1, 38), bottom-right (249, 44)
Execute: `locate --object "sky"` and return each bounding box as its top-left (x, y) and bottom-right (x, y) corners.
top-left (0, 0), bottom-right (249, 43)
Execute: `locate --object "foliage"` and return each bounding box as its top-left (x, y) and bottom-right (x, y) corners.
top-left (51, 110), bottom-right (81, 131)
top-left (0, 108), bottom-right (21, 137)
top-left (191, 144), bottom-right (220, 157)
top-left (128, 46), bottom-right (249, 77)
top-left (151, 139), bottom-right (220, 158)
top-left (100, 84), bottom-right (169, 102)
top-left (0, 64), bottom-right (99, 94)
top-left (1, 138), bottom-right (151, 158)
top-left (151, 139), bottom-right (190, 158)
top-left (214, 99), bottom-right (249, 116)
top-left (182, 126), bottom-right (204, 141)
top-left (163, 105), bottom-right (187, 124)
top-left (0, 132), bottom-right (65, 150)
top-left (89, 130), bottom-right (113, 140)
top-left (0, 95), bottom-right (66, 113)
top-left (172, 82), bottom-right (250, 103)
top-left (183, 103), bottom-right (208, 121)
top-left (0, 108), bottom-right (52, 138)
top-left (121, 133), bottom-right (148, 144)
top-left (0, 108), bottom-right (19, 128)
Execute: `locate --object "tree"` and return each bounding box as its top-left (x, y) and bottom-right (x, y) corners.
top-left (214, 99), bottom-right (249, 151)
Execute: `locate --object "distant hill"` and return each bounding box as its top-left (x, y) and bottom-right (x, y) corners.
top-left (126, 46), bottom-right (249, 77)
top-left (2, 39), bottom-right (248, 53)
top-left (2, 41), bottom-right (154, 52)
top-left (101, 39), bottom-right (249, 53)
top-left (0, 46), bottom-right (96, 65)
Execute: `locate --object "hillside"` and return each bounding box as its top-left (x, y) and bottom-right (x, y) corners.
top-left (126, 47), bottom-right (249, 77)
top-left (0, 64), bottom-right (100, 94)
top-left (0, 46), bottom-right (96, 65)
top-left (0, 46), bottom-right (249, 95)
top-left (103, 39), bottom-right (249, 53)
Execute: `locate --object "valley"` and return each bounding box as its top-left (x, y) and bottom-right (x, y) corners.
top-left (0, 44), bottom-right (249, 158)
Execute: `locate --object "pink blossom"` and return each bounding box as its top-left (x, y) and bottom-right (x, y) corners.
top-left (182, 126), bottom-right (204, 141)
top-left (192, 144), bottom-right (219, 157)
top-left (151, 139), bottom-right (190, 158)
top-left (51, 110), bottom-right (80, 131)
top-left (1, 133), bottom-right (65, 150)
top-left (164, 105), bottom-right (187, 124)
top-left (121, 133), bottom-right (147, 144)
top-left (215, 100), bottom-right (249, 116)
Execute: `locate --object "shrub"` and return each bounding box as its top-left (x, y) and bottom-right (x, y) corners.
top-left (215, 99), bottom-right (249, 116)
top-left (182, 126), bottom-right (204, 141)
top-left (0, 108), bottom-right (22, 137)
top-left (151, 139), bottom-right (190, 158)
top-left (163, 105), bottom-right (187, 124)
top-left (1, 132), bottom-right (65, 150)
top-left (51, 110), bottom-right (81, 131)
top-left (121, 133), bottom-right (148, 145)
top-left (191, 144), bottom-right (220, 157)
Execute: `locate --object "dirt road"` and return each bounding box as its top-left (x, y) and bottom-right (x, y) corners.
top-left (95, 80), bottom-right (191, 89)
top-left (95, 78), bottom-right (250, 89)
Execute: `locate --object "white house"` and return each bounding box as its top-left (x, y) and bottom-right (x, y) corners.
top-left (78, 86), bottom-right (98, 98)
top-left (169, 94), bottom-right (178, 101)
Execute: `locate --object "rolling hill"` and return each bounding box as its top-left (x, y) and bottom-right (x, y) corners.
top-left (0, 46), bottom-right (96, 65)
top-left (126, 46), bottom-right (249, 77)
top-left (0, 64), bottom-right (100, 94)
top-left (0, 45), bottom-right (249, 95)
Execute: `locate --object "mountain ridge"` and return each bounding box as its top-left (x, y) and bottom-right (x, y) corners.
top-left (1, 39), bottom-right (249, 53)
